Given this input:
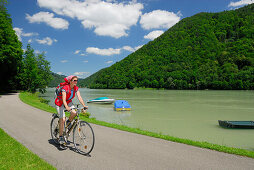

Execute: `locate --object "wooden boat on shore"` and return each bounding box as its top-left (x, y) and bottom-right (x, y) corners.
top-left (87, 97), bottom-right (115, 104)
top-left (218, 120), bottom-right (254, 129)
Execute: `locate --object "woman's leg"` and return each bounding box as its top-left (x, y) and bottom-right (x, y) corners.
top-left (56, 105), bottom-right (66, 136)
top-left (67, 103), bottom-right (77, 122)
top-left (59, 117), bottom-right (66, 136)
top-left (68, 110), bottom-right (77, 122)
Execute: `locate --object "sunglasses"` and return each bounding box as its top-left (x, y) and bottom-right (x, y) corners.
top-left (72, 80), bottom-right (78, 82)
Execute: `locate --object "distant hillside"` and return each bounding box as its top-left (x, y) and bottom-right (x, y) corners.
top-left (79, 4), bottom-right (254, 90)
top-left (48, 73), bottom-right (66, 87)
top-left (49, 73), bottom-right (84, 87)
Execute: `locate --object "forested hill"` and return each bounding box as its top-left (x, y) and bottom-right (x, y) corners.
top-left (79, 4), bottom-right (254, 90)
top-left (48, 73), bottom-right (84, 87)
top-left (48, 73), bottom-right (66, 87)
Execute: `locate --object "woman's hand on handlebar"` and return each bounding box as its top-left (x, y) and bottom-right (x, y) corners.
top-left (66, 106), bottom-right (72, 112)
top-left (81, 106), bottom-right (88, 113)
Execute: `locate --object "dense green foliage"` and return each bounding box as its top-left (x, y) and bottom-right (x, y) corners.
top-left (18, 44), bottom-right (52, 93)
top-left (0, 1), bottom-right (52, 93)
top-left (0, 0), bottom-right (23, 92)
top-left (80, 4), bottom-right (254, 90)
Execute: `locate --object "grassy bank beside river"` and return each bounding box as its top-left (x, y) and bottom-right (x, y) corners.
top-left (19, 91), bottom-right (254, 158)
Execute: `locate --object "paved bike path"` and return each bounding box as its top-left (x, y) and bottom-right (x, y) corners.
top-left (1, 93), bottom-right (254, 170)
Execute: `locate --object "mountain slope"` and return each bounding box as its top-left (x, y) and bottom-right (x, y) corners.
top-left (80, 4), bottom-right (254, 90)
top-left (48, 72), bottom-right (67, 87)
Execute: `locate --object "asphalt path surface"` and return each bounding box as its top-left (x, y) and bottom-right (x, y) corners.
top-left (1, 93), bottom-right (254, 170)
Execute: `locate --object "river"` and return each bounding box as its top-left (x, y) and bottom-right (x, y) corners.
top-left (40, 88), bottom-right (254, 150)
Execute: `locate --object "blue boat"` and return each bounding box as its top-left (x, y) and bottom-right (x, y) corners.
top-left (114, 100), bottom-right (131, 111)
top-left (87, 97), bottom-right (115, 104)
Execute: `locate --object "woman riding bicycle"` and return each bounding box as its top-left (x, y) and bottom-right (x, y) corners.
top-left (55, 75), bottom-right (88, 148)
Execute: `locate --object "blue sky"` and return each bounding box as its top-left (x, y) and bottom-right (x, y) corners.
top-left (7, 0), bottom-right (253, 78)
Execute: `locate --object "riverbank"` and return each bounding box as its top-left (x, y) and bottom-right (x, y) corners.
top-left (19, 91), bottom-right (254, 158)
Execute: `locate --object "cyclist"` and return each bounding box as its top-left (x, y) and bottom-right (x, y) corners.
top-left (55, 75), bottom-right (88, 148)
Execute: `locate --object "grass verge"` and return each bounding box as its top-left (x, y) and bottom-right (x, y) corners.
top-left (19, 91), bottom-right (254, 158)
top-left (19, 91), bottom-right (56, 113)
top-left (0, 128), bottom-right (55, 169)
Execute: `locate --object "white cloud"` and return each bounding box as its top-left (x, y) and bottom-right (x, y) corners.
top-left (85, 44), bottom-right (143, 56)
top-left (74, 50), bottom-right (81, 54)
top-left (144, 30), bottom-right (164, 40)
top-left (106, 60), bottom-right (113, 64)
top-left (13, 27), bottom-right (38, 41)
top-left (28, 39), bottom-right (33, 43)
top-left (57, 72), bottom-right (63, 75)
top-left (35, 50), bottom-right (40, 54)
top-left (73, 72), bottom-right (90, 78)
top-left (228, 0), bottom-right (254, 7)
top-left (74, 72), bottom-right (90, 75)
top-left (140, 10), bottom-right (181, 30)
top-left (13, 27), bottom-right (22, 40)
top-left (37, 0), bottom-right (143, 38)
top-left (61, 60), bottom-right (68, 63)
top-left (26, 11), bottom-right (69, 30)
top-left (86, 47), bottom-right (121, 56)
top-left (122, 45), bottom-right (143, 52)
top-left (122, 46), bottom-right (135, 52)
top-left (80, 53), bottom-right (86, 56)
top-left (36, 37), bottom-right (57, 45)
top-left (22, 32), bottom-right (38, 37)
top-left (83, 60), bottom-right (88, 63)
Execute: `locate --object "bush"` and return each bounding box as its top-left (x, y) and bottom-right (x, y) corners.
top-left (39, 97), bottom-right (50, 104)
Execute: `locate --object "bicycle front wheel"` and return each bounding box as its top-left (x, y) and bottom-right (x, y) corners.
top-left (50, 114), bottom-right (60, 144)
top-left (73, 121), bottom-right (95, 155)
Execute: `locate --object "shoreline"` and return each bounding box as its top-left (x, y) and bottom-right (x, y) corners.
top-left (19, 91), bottom-right (254, 159)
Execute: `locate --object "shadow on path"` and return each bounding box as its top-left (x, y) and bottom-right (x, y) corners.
top-left (48, 139), bottom-right (91, 157)
top-left (0, 91), bottom-right (19, 96)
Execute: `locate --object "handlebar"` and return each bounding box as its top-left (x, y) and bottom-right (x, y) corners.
top-left (64, 104), bottom-right (88, 112)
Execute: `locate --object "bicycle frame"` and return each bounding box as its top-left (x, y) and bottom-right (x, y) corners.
top-left (64, 107), bottom-right (81, 136)
top-left (52, 106), bottom-right (83, 138)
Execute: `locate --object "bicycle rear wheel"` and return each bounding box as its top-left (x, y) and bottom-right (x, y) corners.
top-left (73, 121), bottom-right (95, 155)
top-left (50, 114), bottom-right (60, 144)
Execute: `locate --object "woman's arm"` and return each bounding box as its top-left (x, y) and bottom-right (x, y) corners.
top-left (76, 91), bottom-right (88, 108)
top-left (62, 91), bottom-right (71, 111)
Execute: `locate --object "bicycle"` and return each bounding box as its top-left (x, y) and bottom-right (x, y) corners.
top-left (50, 104), bottom-right (95, 155)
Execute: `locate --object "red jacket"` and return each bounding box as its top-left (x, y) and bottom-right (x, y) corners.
top-left (55, 84), bottom-right (79, 107)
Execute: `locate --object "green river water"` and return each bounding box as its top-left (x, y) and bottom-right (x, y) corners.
top-left (41, 88), bottom-right (254, 150)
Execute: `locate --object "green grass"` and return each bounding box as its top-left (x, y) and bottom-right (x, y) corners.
top-left (19, 91), bottom-right (254, 159)
top-left (0, 128), bottom-right (55, 169)
top-left (19, 92), bottom-right (56, 113)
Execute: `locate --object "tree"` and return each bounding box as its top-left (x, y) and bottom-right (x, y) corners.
top-left (36, 52), bottom-right (52, 93)
top-left (0, 0), bottom-right (23, 91)
top-left (19, 44), bottom-right (52, 93)
top-left (20, 44), bottom-right (39, 92)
